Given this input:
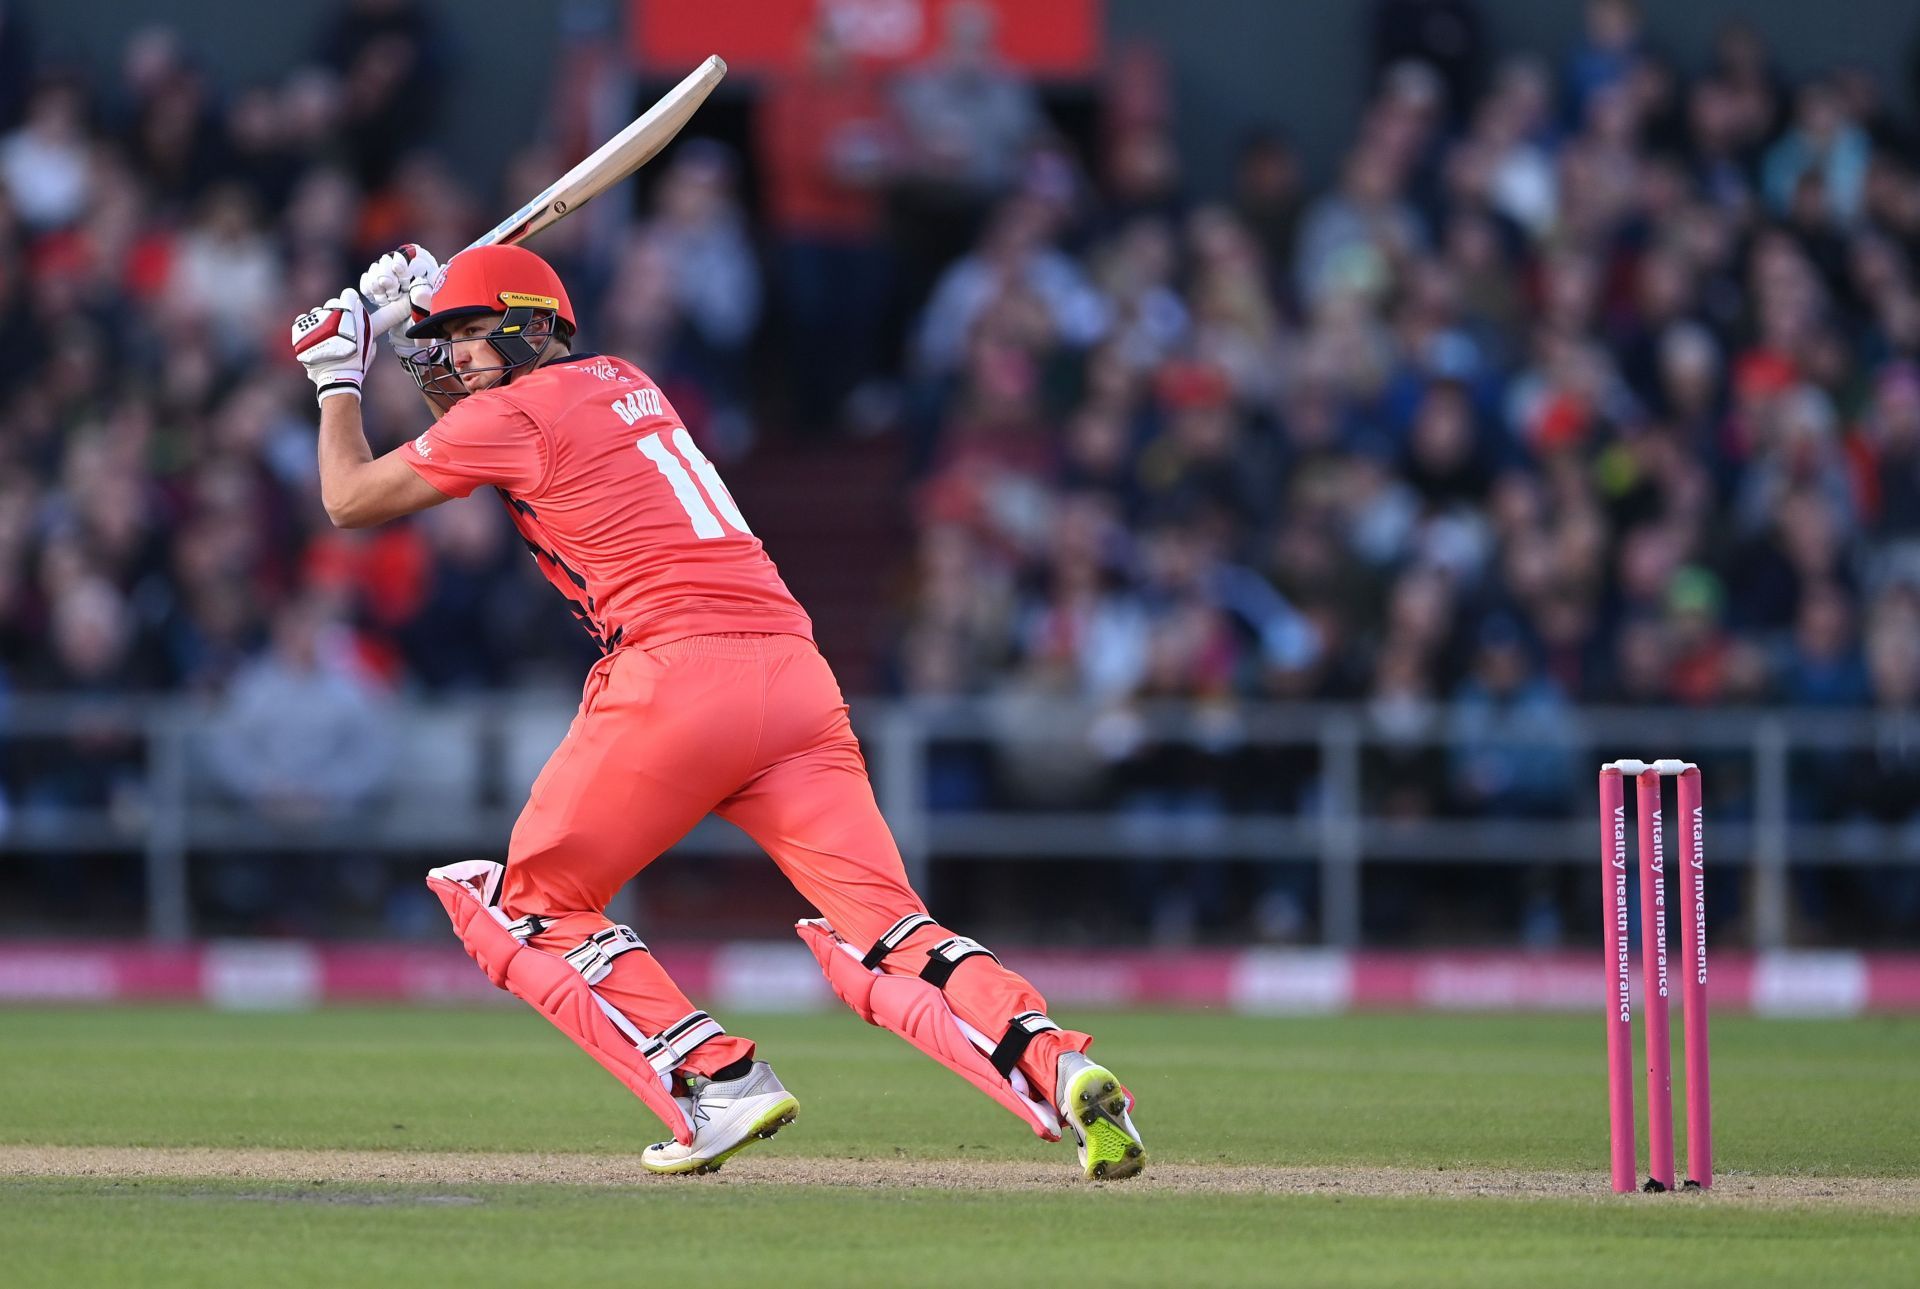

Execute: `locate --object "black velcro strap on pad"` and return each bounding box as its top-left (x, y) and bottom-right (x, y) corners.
top-left (918, 936), bottom-right (998, 989)
top-left (989, 1011), bottom-right (1060, 1078)
top-left (504, 913), bottom-right (547, 941)
top-left (861, 913), bottom-right (936, 970)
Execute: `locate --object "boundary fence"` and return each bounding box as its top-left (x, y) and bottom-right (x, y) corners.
top-left (3, 694), bottom-right (1918, 946)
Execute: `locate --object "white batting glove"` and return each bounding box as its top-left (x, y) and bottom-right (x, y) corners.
top-left (291, 289), bottom-right (377, 405)
top-left (359, 243), bottom-right (440, 315)
top-left (407, 275), bottom-right (439, 326)
top-left (359, 244), bottom-right (443, 360)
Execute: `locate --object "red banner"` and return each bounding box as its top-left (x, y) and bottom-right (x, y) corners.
top-left (632, 0), bottom-right (1102, 77)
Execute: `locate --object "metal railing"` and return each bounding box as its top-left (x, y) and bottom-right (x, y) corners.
top-left (4, 692), bottom-right (1919, 947)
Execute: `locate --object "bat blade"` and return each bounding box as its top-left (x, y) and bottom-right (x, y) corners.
top-left (367, 55), bottom-right (727, 336)
top-left (479, 54), bottom-right (728, 248)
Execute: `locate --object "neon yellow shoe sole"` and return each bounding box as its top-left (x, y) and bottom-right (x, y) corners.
top-left (1063, 1065), bottom-right (1146, 1181)
top-left (641, 1096), bottom-right (799, 1176)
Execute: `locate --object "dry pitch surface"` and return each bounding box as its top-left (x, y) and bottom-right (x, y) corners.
top-left (6, 1144), bottom-right (1920, 1210)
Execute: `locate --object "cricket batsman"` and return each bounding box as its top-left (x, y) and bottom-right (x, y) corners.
top-left (288, 244), bottom-right (1146, 1180)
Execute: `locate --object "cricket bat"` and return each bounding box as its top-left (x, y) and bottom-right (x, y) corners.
top-left (367, 54), bottom-right (729, 336)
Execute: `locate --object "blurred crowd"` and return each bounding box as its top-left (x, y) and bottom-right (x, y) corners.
top-left (890, 1), bottom-right (1920, 889)
top-left (4, 0), bottom-right (1920, 941)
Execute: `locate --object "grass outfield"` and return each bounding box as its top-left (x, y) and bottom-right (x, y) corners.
top-left (1, 1007), bottom-right (1916, 1287)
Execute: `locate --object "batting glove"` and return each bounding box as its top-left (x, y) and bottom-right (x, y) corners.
top-left (291, 288), bottom-right (377, 405)
top-left (359, 244), bottom-right (444, 361)
top-left (359, 243), bottom-right (439, 315)
top-left (407, 274), bottom-right (440, 329)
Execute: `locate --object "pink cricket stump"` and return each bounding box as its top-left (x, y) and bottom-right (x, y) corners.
top-left (1598, 768), bottom-right (1636, 1193)
top-left (1635, 770), bottom-right (1675, 1191)
top-left (1675, 767), bottom-right (1713, 1188)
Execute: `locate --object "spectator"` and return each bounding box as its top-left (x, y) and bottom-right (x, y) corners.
top-left (1370, 0), bottom-right (1486, 124)
top-left (1710, 19), bottom-right (1788, 144)
top-left (1185, 207), bottom-right (1281, 403)
top-left (1563, 0), bottom-right (1643, 125)
top-left (910, 195), bottom-right (1107, 380)
top-left (641, 141), bottom-right (763, 458)
top-left (206, 597), bottom-right (390, 821)
top-left (1764, 78), bottom-right (1872, 225)
top-left (1294, 142), bottom-right (1426, 307)
top-left (1403, 380), bottom-right (1493, 508)
top-left (1780, 581), bottom-right (1869, 707)
top-left (6, 577), bottom-right (149, 841)
top-left (1447, 614), bottom-right (1575, 817)
top-left (1826, 588), bottom-right (1920, 938)
top-left (118, 27), bottom-right (223, 208)
top-left (320, 0), bottom-right (443, 188)
top-left (0, 75), bottom-right (90, 230)
top-left (1685, 74), bottom-right (1760, 217)
top-left (1230, 130), bottom-right (1304, 295)
top-left (1090, 215), bottom-right (1188, 374)
top-left (1136, 361), bottom-right (1272, 533)
top-left (1732, 385), bottom-right (1857, 539)
top-left (165, 184), bottom-right (284, 356)
top-left (1851, 360), bottom-right (1920, 537)
top-left (1472, 58), bottom-right (1559, 240)
top-left (893, 1), bottom-right (1041, 197)
top-left (757, 17), bottom-right (896, 434)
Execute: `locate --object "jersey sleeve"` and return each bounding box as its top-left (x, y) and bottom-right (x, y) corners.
top-left (399, 394), bottom-right (551, 499)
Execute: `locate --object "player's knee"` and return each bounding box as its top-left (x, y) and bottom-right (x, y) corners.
top-left (497, 853), bottom-right (609, 922)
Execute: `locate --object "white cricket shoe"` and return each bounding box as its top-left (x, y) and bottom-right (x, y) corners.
top-left (641, 1060), bottom-right (800, 1175)
top-left (1056, 1051), bottom-right (1147, 1181)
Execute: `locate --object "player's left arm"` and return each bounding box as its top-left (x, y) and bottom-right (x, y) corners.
top-left (292, 287), bottom-right (452, 528)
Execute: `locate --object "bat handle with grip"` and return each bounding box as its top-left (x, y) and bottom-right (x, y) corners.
top-left (368, 298), bottom-right (412, 339)
top-left (373, 228), bottom-right (493, 340)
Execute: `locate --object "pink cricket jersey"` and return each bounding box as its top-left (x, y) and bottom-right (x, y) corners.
top-left (400, 353), bottom-right (813, 653)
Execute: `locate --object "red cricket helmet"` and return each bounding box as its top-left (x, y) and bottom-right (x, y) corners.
top-left (401, 244), bottom-right (576, 400)
top-left (406, 244), bottom-right (576, 339)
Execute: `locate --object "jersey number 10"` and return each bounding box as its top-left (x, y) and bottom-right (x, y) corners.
top-left (636, 428), bottom-right (753, 539)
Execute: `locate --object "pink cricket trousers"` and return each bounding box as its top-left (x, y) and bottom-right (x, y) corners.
top-left (499, 631), bottom-right (1089, 1093)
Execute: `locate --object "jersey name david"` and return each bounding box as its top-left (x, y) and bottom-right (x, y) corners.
top-left (400, 353), bottom-right (812, 652)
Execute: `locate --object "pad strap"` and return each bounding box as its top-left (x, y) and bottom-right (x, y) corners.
top-left (861, 913), bottom-right (936, 969)
top-left (919, 935), bottom-right (999, 989)
top-left (561, 924), bottom-right (647, 984)
top-left (637, 1010), bottom-right (726, 1075)
top-left (504, 913), bottom-right (547, 941)
top-left (990, 1011), bottom-right (1059, 1078)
